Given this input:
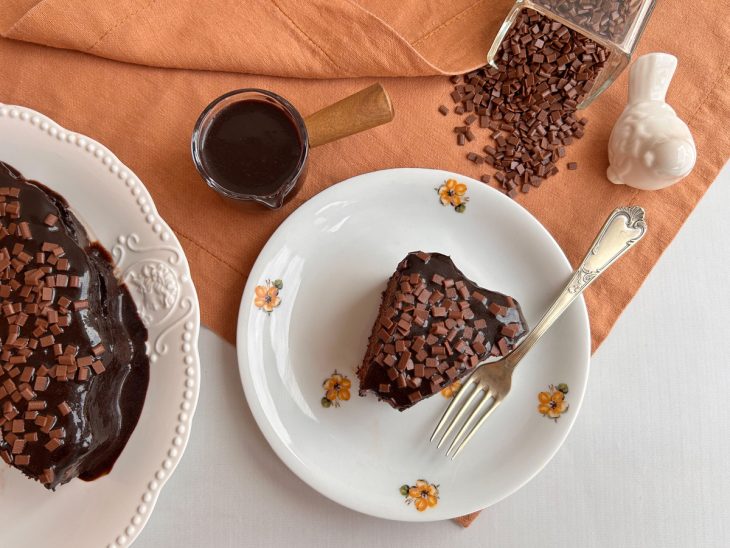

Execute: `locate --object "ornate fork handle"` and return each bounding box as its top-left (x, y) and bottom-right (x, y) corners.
top-left (505, 206), bottom-right (648, 368)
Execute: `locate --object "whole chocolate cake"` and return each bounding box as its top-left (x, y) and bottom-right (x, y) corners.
top-left (0, 161), bottom-right (149, 489)
top-left (358, 252), bottom-right (528, 411)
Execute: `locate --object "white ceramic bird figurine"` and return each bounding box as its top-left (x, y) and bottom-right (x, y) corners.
top-left (607, 53), bottom-right (696, 190)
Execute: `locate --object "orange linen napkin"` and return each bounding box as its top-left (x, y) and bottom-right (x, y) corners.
top-left (0, 0), bottom-right (728, 528)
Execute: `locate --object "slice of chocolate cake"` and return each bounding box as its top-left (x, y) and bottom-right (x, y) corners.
top-left (357, 252), bottom-right (528, 411)
top-left (0, 161), bottom-right (149, 489)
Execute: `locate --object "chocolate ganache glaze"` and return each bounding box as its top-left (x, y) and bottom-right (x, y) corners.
top-left (0, 161), bottom-right (149, 489)
top-left (358, 252), bottom-right (528, 411)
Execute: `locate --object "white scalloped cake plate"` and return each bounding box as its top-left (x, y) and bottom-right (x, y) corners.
top-left (0, 104), bottom-right (201, 547)
top-left (238, 168), bottom-right (591, 521)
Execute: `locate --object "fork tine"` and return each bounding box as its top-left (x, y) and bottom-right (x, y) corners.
top-left (435, 384), bottom-right (484, 448)
top-left (448, 399), bottom-right (503, 459)
top-left (445, 391), bottom-right (494, 457)
top-left (429, 376), bottom-right (477, 443)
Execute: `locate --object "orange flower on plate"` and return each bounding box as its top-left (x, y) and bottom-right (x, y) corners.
top-left (436, 179), bottom-right (469, 212)
top-left (401, 479), bottom-right (440, 512)
top-left (538, 383), bottom-right (569, 421)
top-left (254, 279), bottom-right (282, 313)
top-left (321, 370), bottom-right (351, 408)
top-left (440, 380), bottom-right (461, 398)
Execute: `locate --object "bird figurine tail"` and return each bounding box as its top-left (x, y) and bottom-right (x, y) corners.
top-left (628, 53), bottom-right (677, 104)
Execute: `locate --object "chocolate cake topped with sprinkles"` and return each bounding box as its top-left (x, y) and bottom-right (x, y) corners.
top-left (0, 161), bottom-right (149, 489)
top-left (357, 252), bottom-right (528, 411)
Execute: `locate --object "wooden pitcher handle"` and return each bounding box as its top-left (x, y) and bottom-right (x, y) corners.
top-left (304, 83), bottom-right (394, 148)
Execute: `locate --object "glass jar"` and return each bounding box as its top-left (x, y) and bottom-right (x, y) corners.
top-left (487, 0), bottom-right (657, 107)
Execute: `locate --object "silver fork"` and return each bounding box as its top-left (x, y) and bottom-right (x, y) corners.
top-left (431, 206), bottom-right (648, 459)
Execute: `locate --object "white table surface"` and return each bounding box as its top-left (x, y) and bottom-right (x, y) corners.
top-left (136, 162), bottom-right (730, 548)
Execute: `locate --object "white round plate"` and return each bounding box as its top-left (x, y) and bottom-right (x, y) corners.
top-left (0, 104), bottom-right (201, 547)
top-left (238, 168), bottom-right (590, 521)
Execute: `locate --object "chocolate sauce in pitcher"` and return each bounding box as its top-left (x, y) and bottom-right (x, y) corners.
top-left (200, 100), bottom-right (304, 196)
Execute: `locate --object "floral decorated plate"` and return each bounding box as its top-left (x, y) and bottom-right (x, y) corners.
top-left (0, 104), bottom-right (200, 546)
top-left (237, 168), bottom-right (590, 521)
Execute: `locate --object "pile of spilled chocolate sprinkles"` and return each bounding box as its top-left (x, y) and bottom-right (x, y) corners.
top-left (439, 8), bottom-right (609, 197)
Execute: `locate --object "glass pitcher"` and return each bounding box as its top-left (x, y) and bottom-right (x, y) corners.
top-left (487, 0), bottom-right (657, 107)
